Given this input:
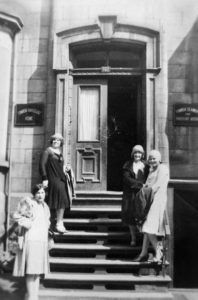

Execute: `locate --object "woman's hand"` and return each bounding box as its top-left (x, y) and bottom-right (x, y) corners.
top-left (64, 164), bottom-right (71, 173)
top-left (18, 217), bottom-right (32, 229)
top-left (42, 180), bottom-right (48, 188)
top-left (12, 212), bottom-right (22, 221)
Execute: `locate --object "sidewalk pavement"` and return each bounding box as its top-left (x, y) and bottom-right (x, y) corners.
top-left (0, 273), bottom-right (26, 300)
top-left (170, 289), bottom-right (198, 300)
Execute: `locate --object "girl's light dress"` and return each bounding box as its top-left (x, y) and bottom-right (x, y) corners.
top-left (142, 164), bottom-right (169, 236)
top-left (13, 199), bottom-right (50, 277)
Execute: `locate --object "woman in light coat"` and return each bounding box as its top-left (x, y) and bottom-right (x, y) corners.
top-left (134, 150), bottom-right (169, 262)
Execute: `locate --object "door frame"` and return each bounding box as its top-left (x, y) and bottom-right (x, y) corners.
top-left (53, 16), bottom-right (171, 277)
top-left (53, 17), bottom-right (167, 168)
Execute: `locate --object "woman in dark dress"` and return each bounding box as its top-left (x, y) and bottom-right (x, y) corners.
top-left (121, 145), bottom-right (148, 246)
top-left (39, 133), bottom-right (70, 233)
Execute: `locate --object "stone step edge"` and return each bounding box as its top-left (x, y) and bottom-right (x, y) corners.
top-left (45, 273), bottom-right (172, 283)
top-left (74, 197), bottom-right (122, 201)
top-left (63, 218), bottom-right (122, 223)
top-left (70, 207), bottom-right (121, 212)
top-left (53, 231), bottom-right (129, 237)
top-left (76, 191), bottom-right (123, 196)
top-left (11, 191), bottom-right (123, 198)
top-left (49, 257), bottom-right (169, 267)
top-left (39, 288), bottom-right (173, 299)
top-left (51, 243), bottom-right (140, 250)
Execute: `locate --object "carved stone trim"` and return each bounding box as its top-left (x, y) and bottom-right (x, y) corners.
top-left (98, 15), bottom-right (117, 40)
top-left (70, 67), bottom-right (161, 76)
top-left (53, 17), bottom-right (160, 70)
top-left (0, 160), bottom-right (9, 170)
top-left (0, 12), bottom-right (23, 35)
top-left (76, 147), bottom-right (101, 183)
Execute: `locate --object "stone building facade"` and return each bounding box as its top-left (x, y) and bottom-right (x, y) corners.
top-left (0, 0), bottom-right (198, 287)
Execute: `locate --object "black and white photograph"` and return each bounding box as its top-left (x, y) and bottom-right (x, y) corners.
top-left (0, 0), bottom-right (198, 299)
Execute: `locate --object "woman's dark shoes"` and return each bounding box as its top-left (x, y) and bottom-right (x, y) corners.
top-left (130, 241), bottom-right (136, 247)
top-left (133, 254), bottom-right (149, 262)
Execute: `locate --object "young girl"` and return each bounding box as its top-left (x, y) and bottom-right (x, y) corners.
top-left (13, 184), bottom-right (50, 300)
top-left (12, 196), bottom-right (34, 250)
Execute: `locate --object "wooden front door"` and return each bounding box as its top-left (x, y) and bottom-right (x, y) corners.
top-left (71, 79), bottom-right (107, 191)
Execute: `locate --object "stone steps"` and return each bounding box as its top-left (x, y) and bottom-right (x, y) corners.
top-left (65, 206), bottom-right (121, 219)
top-left (75, 191), bottom-right (123, 197)
top-left (50, 242), bottom-right (154, 260)
top-left (53, 230), bottom-right (130, 242)
top-left (39, 288), bottom-right (173, 300)
top-left (73, 197), bottom-right (122, 206)
top-left (45, 272), bottom-right (171, 284)
top-left (49, 257), bottom-right (169, 271)
top-left (62, 217), bottom-right (125, 231)
top-left (72, 191), bottom-right (122, 206)
top-left (50, 243), bottom-right (141, 256)
top-left (41, 191), bottom-right (172, 299)
top-left (71, 206), bottom-right (121, 212)
top-left (63, 217), bottom-right (122, 224)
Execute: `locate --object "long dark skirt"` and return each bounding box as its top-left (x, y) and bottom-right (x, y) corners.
top-left (121, 191), bottom-right (136, 225)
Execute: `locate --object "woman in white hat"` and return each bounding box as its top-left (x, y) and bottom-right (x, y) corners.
top-left (121, 145), bottom-right (149, 246)
top-left (39, 133), bottom-right (71, 233)
top-left (134, 149), bottom-right (169, 262)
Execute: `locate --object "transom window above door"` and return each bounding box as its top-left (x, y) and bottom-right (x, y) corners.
top-left (69, 41), bottom-right (145, 69)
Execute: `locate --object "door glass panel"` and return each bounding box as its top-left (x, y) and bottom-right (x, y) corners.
top-left (109, 50), bottom-right (142, 68)
top-left (78, 86), bottom-right (100, 141)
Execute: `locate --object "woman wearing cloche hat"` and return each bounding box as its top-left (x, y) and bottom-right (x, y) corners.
top-left (134, 149), bottom-right (169, 263)
top-left (39, 133), bottom-right (73, 233)
top-left (121, 145), bottom-right (149, 246)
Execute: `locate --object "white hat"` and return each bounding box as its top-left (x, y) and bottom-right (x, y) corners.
top-left (148, 150), bottom-right (161, 162)
top-left (131, 145), bottom-right (144, 156)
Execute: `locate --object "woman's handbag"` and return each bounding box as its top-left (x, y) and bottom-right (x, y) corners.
top-left (134, 187), bottom-right (154, 226)
top-left (48, 229), bottom-right (54, 250)
top-left (65, 167), bottom-right (76, 207)
top-left (16, 225), bottom-right (26, 250)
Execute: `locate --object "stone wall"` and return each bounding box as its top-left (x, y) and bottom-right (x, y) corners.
top-left (0, 0), bottom-right (54, 198)
top-left (52, 0), bottom-right (198, 178)
top-left (166, 1), bottom-right (198, 178)
top-left (0, 0), bottom-right (197, 200)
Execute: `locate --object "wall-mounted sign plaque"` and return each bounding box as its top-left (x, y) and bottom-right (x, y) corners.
top-left (174, 104), bottom-right (198, 126)
top-left (15, 103), bottom-right (44, 126)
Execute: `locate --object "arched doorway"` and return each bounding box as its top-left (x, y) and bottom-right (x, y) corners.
top-left (70, 41), bottom-right (146, 191)
top-left (53, 18), bottom-right (161, 192)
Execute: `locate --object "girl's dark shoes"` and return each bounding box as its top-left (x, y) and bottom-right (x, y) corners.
top-left (133, 254), bottom-right (149, 262)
